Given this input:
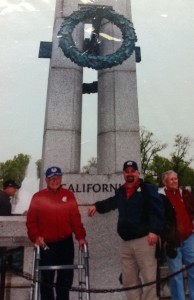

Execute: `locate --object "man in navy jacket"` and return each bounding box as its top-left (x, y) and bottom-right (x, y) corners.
top-left (88, 160), bottom-right (164, 300)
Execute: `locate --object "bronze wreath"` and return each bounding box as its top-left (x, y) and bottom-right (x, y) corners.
top-left (58, 7), bottom-right (137, 70)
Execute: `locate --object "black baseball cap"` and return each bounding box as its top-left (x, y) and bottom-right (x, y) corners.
top-left (123, 160), bottom-right (138, 171)
top-left (3, 180), bottom-right (21, 190)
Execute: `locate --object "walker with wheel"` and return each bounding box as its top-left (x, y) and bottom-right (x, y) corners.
top-left (30, 243), bottom-right (90, 300)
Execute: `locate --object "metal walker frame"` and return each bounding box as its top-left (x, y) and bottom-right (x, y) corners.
top-left (30, 244), bottom-right (90, 300)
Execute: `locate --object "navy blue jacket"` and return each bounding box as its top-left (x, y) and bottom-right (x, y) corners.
top-left (95, 180), bottom-right (164, 241)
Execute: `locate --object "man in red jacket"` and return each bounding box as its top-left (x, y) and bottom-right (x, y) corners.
top-left (160, 170), bottom-right (194, 300)
top-left (26, 166), bottom-right (86, 300)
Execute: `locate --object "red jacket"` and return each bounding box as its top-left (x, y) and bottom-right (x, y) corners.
top-left (160, 187), bottom-right (194, 247)
top-left (26, 187), bottom-right (86, 243)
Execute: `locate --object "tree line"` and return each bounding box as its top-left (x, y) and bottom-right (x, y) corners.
top-left (82, 127), bottom-right (194, 187)
top-left (140, 127), bottom-right (194, 186)
top-left (0, 127), bottom-right (193, 189)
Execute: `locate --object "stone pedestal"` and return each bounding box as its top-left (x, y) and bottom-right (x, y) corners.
top-left (62, 174), bottom-right (125, 300)
top-left (0, 217), bottom-right (33, 300)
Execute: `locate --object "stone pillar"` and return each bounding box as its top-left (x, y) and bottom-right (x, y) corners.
top-left (41, 0), bottom-right (84, 180)
top-left (97, 1), bottom-right (141, 174)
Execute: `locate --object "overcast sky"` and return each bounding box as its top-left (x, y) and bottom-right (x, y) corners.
top-left (1, 0), bottom-right (194, 169)
top-left (132, 0), bottom-right (194, 163)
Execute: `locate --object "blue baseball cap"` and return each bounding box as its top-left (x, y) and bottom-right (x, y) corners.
top-left (45, 166), bottom-right (62, 178)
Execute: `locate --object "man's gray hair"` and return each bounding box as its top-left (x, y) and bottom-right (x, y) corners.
top-left (162, 170), bottom-right (178, 182)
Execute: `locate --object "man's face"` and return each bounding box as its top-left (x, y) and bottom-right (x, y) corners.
top-left (123, 167), bottom-right (139, 184)
top-left (46, 175), bottom-right (62, 191)
top-left (5, 187), bottom-right (17, 197)
top-left (163, 173), bottom-right (178, 190)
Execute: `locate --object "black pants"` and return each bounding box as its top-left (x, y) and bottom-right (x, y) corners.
top-left (40, 236), bottom-right (74, 300)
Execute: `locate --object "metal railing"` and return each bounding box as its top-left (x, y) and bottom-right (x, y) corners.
top-left (0, 247), bottom-right (23, 300)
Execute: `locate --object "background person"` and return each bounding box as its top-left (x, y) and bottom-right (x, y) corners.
top-left (0, 180), bottom-right (21, 215)
top-left (26, 166), bottom-right (87, 300)
top-left (0, 180), bottom-right (21, 266)
top-left (160, 170), bottom-right (194, 300)
top-left (88, 160), bottom-right (164, 300)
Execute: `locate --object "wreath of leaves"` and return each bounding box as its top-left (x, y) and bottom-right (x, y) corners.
top-left (58, 7), bottom-right (137, 70)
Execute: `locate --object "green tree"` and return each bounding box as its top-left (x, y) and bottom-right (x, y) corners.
top-left (179, 166), bottom-right (194, 187)
top-left (140, 127), bottom-right (167, 175)
top-left (170, 134), bottom-right (194, 182)
top-left (36, 159), bottom-right (41, 179)
top-left (146, 155), bottom-right (172, 186)
top-left (0, 153), bottom-right (30, 189)
top-left (145, 134), bottom-right (194, 187)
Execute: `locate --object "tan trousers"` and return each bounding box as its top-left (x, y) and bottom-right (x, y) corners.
top-left (120, 236), bottom-right (158, 300)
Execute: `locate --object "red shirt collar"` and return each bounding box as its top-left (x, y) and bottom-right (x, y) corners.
top-left (124, 180), bottom-right (140, 200)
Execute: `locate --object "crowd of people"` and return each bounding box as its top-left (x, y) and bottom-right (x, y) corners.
top-left (1, 161), bottom-right (194, 300)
